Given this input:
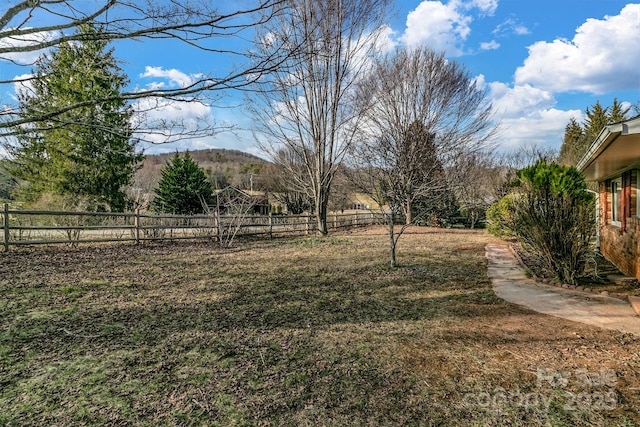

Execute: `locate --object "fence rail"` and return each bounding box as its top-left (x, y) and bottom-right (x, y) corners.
top-left (1, 203), bottom-right (385, 251)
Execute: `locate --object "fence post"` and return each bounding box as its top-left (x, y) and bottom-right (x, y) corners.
top-left (134, 208), bottom-right (140, 245)
top-left (355, 211), bottom-right (358, 227)
top-left (3, 203), bottom-right (9, 252)
top-left (269, 213), bottom-right (273, 238)
top-left (306, 215), bottom-right (311, 235)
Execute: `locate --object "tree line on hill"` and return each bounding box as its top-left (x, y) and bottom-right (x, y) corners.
top-left (1, 96), bottom-right (638, 221)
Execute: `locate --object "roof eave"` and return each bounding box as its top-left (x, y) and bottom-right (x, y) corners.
top-left (577, 116), bottom-right (640, 182)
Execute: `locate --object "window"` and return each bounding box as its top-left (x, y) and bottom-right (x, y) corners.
top-left (611, 178), bottom-right (622, 225)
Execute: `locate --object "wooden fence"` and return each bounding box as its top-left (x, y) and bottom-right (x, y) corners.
top-left (1, 203), bottom-right (386, 251)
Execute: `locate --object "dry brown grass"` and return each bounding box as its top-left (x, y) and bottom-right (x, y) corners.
top-left (1, 226), bottom-right (639, 426)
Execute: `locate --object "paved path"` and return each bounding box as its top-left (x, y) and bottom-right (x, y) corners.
top-left (486, 243), bottom-right (640, 336)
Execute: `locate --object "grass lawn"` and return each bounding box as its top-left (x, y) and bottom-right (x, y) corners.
top-left (1, 226), bottom-right (639, 426)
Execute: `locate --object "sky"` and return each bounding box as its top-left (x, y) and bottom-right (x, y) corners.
top-left (2, 0), bottom-right (639, 157)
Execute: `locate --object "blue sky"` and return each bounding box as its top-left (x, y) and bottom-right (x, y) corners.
top-left (386, 1), bottom-right (640, 153)
top-left (2, 1), bottom-right (639, 157)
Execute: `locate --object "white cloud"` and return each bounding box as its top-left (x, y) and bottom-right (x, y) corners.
top-left (373, 25), bottom-right (399, 55)
top-left (133, 97), bottom-right (214, 144)
top-left (0, 29), bottom-right (56, 65)
top-left (492, 18), bottom-right (530, 37)
top-left (139, 66), bottom-right (204, 89)
top-left (11, 73), bottom-right (34, 99)
top-left (135, 66), bottom-right (254, 152)
top-left (401, 1), bottom-right (472, 56)
top-left (139, 104), bottom-right (255, 155)
top-left (472, 73), bottom-right (487, 91)
top-left (488, 82), bottom-right (555, 117)
top-left (496, 108), bottom-right (581, 151)
top-left (131, 96), bottom-right (258, 154)
top-left (480, 40), bottom-right (500, 51)
top-left (461, 0), bottom-right (498, 16)
top-left (400, 0), bottom-right (500, 56)
top-left (515, 4), bottom-right (640, 94)
top-left (486, 80), bottom-right (583, 150)
top-left (348, 25), bottom-right (400, 80)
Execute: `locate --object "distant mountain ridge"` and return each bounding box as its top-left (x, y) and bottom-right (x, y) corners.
top-left (132, 148), bottom-right (270, 197)
top-left (146, 148), bottom-right (266, 166)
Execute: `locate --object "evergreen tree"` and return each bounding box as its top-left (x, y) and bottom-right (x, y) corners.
top-left (583, 100), bottom-right (609, 143)
top-left (153, 152), bottom-right (213, 215)
top-left (0, 161), bottom-right (16, 200)
top-left (558, 99), bottom-right (632, 166)
top-left (609, 97), bottom-right (631, 123)
top-left (397, 121), bottom-right (452, 225)
top-left (558, 117), bottom-right (585, 166)
top-left (6, 24), bottom-right (141, 211)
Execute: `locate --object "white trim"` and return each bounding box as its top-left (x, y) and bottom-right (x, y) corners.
top-left (611, 177), bottom-right (622, 226)
top-left (637, 170), bottom-right (640, 219)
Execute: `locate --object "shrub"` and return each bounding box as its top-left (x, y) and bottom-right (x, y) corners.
top-left (486, 194), bottom-right (515, 237)
top-left (509, 160), bottom-right (595, 285)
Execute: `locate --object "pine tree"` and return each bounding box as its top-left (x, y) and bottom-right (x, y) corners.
top-left (0, 160), bottom-right (16, 200)
top-left (397, 120), bottom-right (450, 225)
top-left (583, 101), bottom-right (609, 143)
top-left (153, 152), bottom-right (213, 215)
top-left (558, 99), bottom-right (632, 166)
top-left (510, 160), bottom-right (595, 285)
top-left (6, 24), bottom-right (141, 211)
top-left (558, 117), bottom-right (585, 166)
top-left (609, 97), bottom-right (631, 123)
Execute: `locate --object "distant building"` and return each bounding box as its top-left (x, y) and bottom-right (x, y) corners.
top-left (348, 193), bottom-right (383, 211)
top-left (210, 186), bottom-right (270, 216)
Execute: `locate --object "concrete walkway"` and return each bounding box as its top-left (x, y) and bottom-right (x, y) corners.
top-left (486, 243), bottom-right (640, 336)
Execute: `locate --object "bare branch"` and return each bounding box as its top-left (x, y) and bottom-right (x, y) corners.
top-left (251, 0), bottom-right (392, 235)
top-left (348, 45), bottom-right (499, 265)
top-left (0, 1), bottom-right (293, 140)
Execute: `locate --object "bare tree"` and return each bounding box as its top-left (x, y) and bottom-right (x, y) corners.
top-left (202, 187), bottom-right (257, 248)
top-left (0, 0), bottom-right (289, 143)
top-left (250, 0), bottom-right (391, 235)
top-left (487, 145), bottom-right (557, 202)
top-left (349, 46), bottom-right (497, 267)
top-left (260, 158), bottom-right (313, 214)
top-left (447, 152), bottom-right (494, 229)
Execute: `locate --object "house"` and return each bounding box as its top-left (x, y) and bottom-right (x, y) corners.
top-left (210, 186), bottom-right (270, 215)
top-left (577, 115), bottom-right (640, 280)
top-left (348, 193), bottom-right (382, 211)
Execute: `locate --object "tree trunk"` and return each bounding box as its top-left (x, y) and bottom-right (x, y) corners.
top-left (405, 198), bottom-right (412, 225)
top-left (469, 210), bottom-right (477, 229)
top-left (315, 186), bottom-right (330, 236)
top-left (388, 213), bottom-right (397, 267)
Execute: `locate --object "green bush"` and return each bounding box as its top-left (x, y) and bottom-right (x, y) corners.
top-left (510, 160), bottom-right (595, 285)
top-left (486, 194), bottom-right (514, 237)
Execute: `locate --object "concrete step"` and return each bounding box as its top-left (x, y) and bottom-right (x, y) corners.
top-left (629, 296), bottom-right (640, 316)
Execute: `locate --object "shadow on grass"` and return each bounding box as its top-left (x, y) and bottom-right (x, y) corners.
top-left (2, 233), bottom-right (637, 426)
top-left (1, 234), bottom-right (554, 357)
